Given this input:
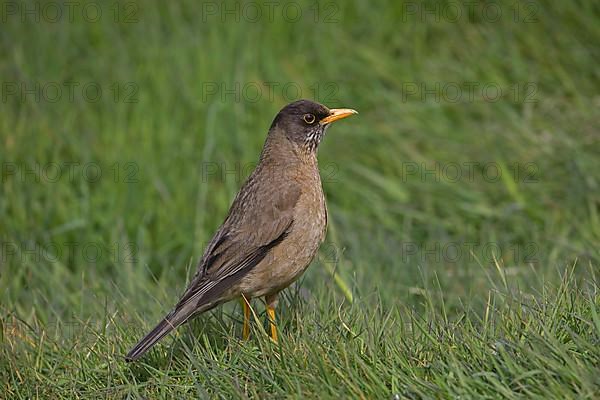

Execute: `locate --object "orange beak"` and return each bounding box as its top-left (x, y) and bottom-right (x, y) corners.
top-left (320, 108), bottom-right (358, 125)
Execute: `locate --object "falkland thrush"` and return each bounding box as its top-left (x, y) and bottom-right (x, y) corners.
top-left (126, 100), bottom-right (357, 361)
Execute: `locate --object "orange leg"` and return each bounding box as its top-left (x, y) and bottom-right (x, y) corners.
top-left (240, 296), bottom-right (250, 340)
top-left (265, 293), bottom-right (278, 343)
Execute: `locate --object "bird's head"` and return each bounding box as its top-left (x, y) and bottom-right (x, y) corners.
top-left (269, 99), bottom-right (357, 153)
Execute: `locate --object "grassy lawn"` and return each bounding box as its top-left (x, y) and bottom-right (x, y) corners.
top-left (1, 0), bottom-right (599, 398)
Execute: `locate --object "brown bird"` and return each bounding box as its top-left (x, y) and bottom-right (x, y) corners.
top-left (126, 99), bottom-right (357, 361)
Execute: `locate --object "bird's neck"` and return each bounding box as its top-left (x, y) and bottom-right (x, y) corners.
top-left (259, 129), bottom-right (319, 169)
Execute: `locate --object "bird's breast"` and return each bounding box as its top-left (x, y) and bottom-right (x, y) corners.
top-left (240, 175), bottom-right (327, 297)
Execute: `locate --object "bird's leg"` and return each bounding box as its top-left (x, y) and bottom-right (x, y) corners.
top-left (265, 293), bottom-right (278, 343)
top-left (240, 295), bottom-right (250, 340)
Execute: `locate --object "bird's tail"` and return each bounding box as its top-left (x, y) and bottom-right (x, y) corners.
top-left (126, 281), bottom-right (224, 361)
top-left (125, 312), bottom-right (187, 362)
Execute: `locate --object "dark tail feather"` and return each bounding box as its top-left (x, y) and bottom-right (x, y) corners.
top-left (126, 315), bottom-right (184, 362)
top-left (126, 290), bottom-right (221, 361)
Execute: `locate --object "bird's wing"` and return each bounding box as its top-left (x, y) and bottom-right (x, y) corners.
top-left (174, 174), bottom-right (301, 313)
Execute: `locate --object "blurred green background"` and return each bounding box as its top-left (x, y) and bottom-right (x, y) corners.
top-left (1, 0), bottom-right (599, 398)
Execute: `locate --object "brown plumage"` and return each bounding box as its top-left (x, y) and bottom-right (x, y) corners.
top-left (126, 100), bottom-right (357, 361)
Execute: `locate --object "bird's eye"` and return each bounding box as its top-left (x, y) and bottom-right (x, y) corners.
top-left (303, 113), bottom-right (316, 124)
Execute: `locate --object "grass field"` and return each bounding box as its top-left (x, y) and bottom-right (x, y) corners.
top-left (1, 0), bottom-right (600, 398)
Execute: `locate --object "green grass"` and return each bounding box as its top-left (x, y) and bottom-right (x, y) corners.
top-left (1, 0), bottom-right (599, 398)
